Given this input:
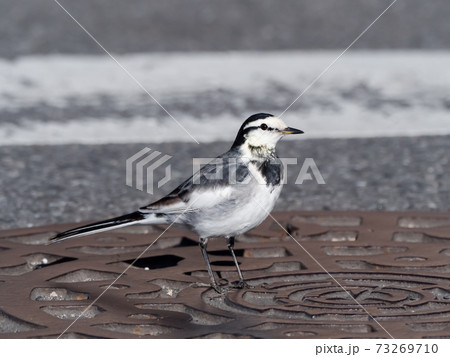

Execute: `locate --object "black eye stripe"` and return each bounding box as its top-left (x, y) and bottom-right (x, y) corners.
top-left (232, 123), bottom-right (277, 147)
top-left (241, 125), bottom-right (275, 135)
top-left (260, 123), bottom-right (268, 130)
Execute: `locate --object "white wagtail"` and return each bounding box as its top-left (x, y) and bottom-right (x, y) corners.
top-left (50, 113), bottom-right (303, 292)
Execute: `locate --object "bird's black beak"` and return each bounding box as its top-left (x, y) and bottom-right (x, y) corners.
top-left (281, 127), bottom-right (304, 135)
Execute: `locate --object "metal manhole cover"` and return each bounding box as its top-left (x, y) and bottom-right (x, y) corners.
top-left (0, 211), bottom-right (450, 338)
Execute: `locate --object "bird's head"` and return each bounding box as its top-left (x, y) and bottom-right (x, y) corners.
top-left (232, 113), bottom-right (304, 156)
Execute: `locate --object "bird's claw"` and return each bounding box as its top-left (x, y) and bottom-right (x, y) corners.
top-left (231, 280), bottom-right (251, 289)
top-left (211, 284), bottom-right (229, 294)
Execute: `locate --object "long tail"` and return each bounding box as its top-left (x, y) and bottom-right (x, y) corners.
top-left (49, 211), bottom-right (148, 244)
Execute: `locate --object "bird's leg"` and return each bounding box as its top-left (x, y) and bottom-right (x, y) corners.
top-left (199, 237), bottom-right (223, 293)
top-left (226, 236), bottom-right (249, 289)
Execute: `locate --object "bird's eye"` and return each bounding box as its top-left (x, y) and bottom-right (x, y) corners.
top-left (260, 123), bottom-right (268, 130)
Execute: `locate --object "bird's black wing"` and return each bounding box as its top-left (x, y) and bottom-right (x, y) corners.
top-left (139, 151), bottom-right (251, 212)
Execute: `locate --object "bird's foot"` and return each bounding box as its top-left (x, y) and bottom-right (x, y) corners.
top-left (211, 283), bottom-right (229, 294)
top-left (206, 278), bottom-right (251, 294)
top-left (231, 280), bottom-right (251, 289)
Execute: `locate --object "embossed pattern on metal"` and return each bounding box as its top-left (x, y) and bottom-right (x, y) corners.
top-left (1, 211), bottom-right (450, 338)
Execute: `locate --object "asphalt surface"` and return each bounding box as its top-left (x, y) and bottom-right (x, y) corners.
top-left (1, 135), bottom-right (448, 230)
top-left (2, 0), bottom-right (450, 58)
top-left (2, 1), bottom-right (449, 232)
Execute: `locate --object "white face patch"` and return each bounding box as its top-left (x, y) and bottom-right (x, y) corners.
top-left (243, 116), bottom-right (288, 132)
top-left (243, 116), bottom-right (288, 149)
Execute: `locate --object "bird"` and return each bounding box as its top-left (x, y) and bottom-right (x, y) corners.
top-left (49, 113), bottom-right (304, 292)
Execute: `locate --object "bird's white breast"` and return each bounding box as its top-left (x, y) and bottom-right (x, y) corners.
top-left (190, 161), bottom-right (283, 238)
